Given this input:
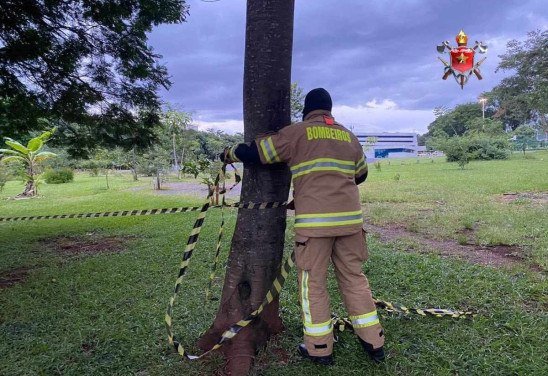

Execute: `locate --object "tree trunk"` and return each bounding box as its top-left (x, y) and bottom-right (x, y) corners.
top-left (154, 170), bottom-right (161, 190)
top-left (178, 148), bottom-right (185, 179)
top-left (198, 1), bottom-right (294, 374)
top-left (19, 180), bottom-right (37, 197)
top-left (131, 147), bottom-right (139, 181)
top-left (18, 164), bottom-right (38, 197)
top-left (172, 132), bottom-right (179, 172)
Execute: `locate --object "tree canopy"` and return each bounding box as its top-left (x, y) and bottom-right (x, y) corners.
top-left (487, 30), bottom-right (547, 131)
top-left (0, 0), bottom-right (189, 152)
top-left (425, 102), bottom-right (495, 138)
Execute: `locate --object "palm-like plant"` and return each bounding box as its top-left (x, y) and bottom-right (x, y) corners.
top-left (0, 128), bottom-right (57, 197)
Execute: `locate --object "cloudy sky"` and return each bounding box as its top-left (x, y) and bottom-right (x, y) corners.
top-left (148, 0), bottom-right (547, 134)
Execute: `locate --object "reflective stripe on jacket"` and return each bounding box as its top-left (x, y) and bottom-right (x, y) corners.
top-left (256, 110), bottom-right (367, 237)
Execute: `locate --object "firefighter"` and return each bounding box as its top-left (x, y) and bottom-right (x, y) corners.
top-left (220, 88), bottom-right (385, 366)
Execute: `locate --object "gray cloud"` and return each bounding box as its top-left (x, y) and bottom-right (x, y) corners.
top-left (148, 0), bottom-right (547, 132)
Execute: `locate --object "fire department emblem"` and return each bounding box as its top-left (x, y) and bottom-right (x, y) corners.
top-left (437, 30), bottom-right (487, 89)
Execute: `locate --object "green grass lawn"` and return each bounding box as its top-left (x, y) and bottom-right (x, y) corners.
top-left (0, 153), bottom-right (547, 375)
top-left (363, 151), bottom-right (548, 269)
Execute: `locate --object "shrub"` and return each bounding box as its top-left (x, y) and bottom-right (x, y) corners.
top-left (0, 160), bottom-right (24, 192)
top-left (43, 168), bottom-right (74, 184)
top-left (180, 161), bottom-right (201, 178)
top-left (77, 160), bottom-right (101, 176)
top-left (431, 135), bottom-right (510, 166)
top-left (457, 152), bottom-right (470, 170)
top-left (467, 137), bottom-right (510, 160)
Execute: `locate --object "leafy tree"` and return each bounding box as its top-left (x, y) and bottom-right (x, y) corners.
top-left (512, 125), bottom-right (537, 154)
top-left (186, 129), bottom-right (243, 161)
top-left (433, 105), bottom-right (450, 119)
top-left (135, 120), bottom-right (173, 189)
top-left (0, 127), bottom-right (56, 196)
top-left (162, 107), bottom-right (192, 170)
top-left (91, 148), bottom-right (116, 189)
top-left (0, 0), bottom-right (189, 151)
top-left (486, 30), bottom-right (547, 131)
top-left (181, 159), bottom-right (210, 179)
top-left (425, 103), bottom-right (490, 138)
top-left (290, 82), bottom-right (305, 122)
top-left (465, 118), bottom-right (505, 136)
top-left (139, 144), bottom-right (171, 190)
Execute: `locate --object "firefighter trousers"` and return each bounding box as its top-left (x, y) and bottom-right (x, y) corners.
top-left (295, 230), bottom-right (385, 357)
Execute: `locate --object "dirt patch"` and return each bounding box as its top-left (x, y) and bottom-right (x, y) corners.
top-left (81, 341), bottom-right (96, 357)
top-left (364, 222), bottom-right (542, 272)
top-left (496, 192), bottom-right (548, 205)
top-left (0, 267), bottom-right (30, 289)
top-left (44, 234), bottom-right (135, 256)
top-left (254, 339), bottom-right (291, 373)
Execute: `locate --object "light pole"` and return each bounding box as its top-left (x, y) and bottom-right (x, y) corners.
top-left (479, 97), bottom-right (487, 120)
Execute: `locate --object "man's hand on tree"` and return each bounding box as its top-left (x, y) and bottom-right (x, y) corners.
top-left (219, 147), bottom-right (230, 163)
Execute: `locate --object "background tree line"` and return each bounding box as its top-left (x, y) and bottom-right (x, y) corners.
top-left (0, 106), bottom-right (244, 195)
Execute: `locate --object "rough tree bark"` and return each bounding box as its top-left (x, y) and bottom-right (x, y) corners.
top-left (198, 1), bottom-right (294, 375)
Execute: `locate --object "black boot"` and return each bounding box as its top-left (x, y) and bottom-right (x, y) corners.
top-left (297, 344), bottom-right (334, 366)
top-left (359, 338), bottom-right (385, 363)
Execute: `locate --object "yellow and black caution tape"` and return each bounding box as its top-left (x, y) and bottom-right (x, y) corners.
top-left (165, 198), bottom-right (212, 359)
top-left (164, 162), bottom-right (296, 359)
top-left (205, 195), bottom-right (226, 301)
top-left (0, 201), bottom-right (287, 223)
top-left (331, 299), bottom-right (475, 335)
top-left (0, 206), bottom-right (205, 222)
top-left (167, 250), bottom-right (295, 360)
top-left (372, 299), bottom-right (476, 318)
top-left (166, 243), bottom-right (476, 360)
top-left (164, 164), bottom-right (476, 361)
top-left (1, 162), bottom-right (475, 361)
top-left (165, 163), bottom-right (226, 359)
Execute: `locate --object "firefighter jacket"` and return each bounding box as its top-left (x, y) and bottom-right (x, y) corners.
top-left (256, 110), bottom-right (367, 237)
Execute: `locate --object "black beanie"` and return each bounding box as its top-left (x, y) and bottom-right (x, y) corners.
top-left (302, 88), bottom-right (332, 120)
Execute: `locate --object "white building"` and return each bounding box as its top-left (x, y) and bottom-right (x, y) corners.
top-left (355, 133), bottom-right (426, 160)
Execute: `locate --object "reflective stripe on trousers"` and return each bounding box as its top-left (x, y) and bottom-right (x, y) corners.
top-left (301, 270), bottom-right (333, 337)
top-left (349, 310), bottom-right (380, 328)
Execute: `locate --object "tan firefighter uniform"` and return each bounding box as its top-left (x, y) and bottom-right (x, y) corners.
top-left (256, 109), bottom-right (384, 357)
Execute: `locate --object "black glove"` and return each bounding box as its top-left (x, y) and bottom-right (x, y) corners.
top-left (219, 147), bottom-right (230, 163)
top-left (286, 200), bottom-right (295, 210)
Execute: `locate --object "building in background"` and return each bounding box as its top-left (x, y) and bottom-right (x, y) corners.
top-left (355, 133), bottom-right (427, 159)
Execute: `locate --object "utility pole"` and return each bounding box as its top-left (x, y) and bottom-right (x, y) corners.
top-left (479, 97), bottom-right (487, 120)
